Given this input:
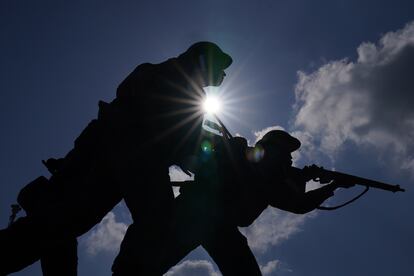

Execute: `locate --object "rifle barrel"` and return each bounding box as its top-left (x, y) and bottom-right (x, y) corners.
top-left (325, 169), bottom-right (405, 193)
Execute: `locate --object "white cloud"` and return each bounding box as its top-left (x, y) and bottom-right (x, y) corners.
top-left (165, 260), bottom-right (220, 276)
top-left (241, 207), bottom-right (315, 254)
top-left (169, 165), bottom-right (194, 182)
top-left (253, 125), bottom-right (285, 144)
top-left (293, 21), bottom-right (414, 173)
top-left (164, 258), bottom-right (283, 276)
top-left (83, 211), bottom-right (128, 256)
top-left (169, 165), bottom-right (195, 197)
top-left (260, 259), bottom-right (280, 276)
top-left (238, 21), bottom-right (414, 262)
top-left (239, 21), bottom-right (414, 263)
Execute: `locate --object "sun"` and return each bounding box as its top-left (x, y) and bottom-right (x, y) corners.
top-left (202, 96), bottom-right (222, 114)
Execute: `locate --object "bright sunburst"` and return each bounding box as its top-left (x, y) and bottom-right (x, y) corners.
top-left (153, 59), bottom-right (256, 153)
top-left (202, 96), bottom-right (222, 115)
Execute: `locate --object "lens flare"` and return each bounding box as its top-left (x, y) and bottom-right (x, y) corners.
top-left (247, 146), bottom-right (265, 162)
top-left (203, 96), bottom-right (221, 114)
top-left (201, 140), bottom-right (213, 153)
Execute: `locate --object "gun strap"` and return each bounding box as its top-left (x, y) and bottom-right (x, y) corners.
top-left (317, 185), bottom-right (370, 211)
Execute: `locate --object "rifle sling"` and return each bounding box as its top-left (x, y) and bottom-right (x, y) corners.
top-left (317, 185), bottom-right (370, 211)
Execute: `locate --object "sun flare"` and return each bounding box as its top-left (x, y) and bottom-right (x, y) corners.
top-left (202, 96), bottom-right (222, 114)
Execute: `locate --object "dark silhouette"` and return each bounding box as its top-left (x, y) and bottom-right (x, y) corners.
top-left (0, 41), bottom-right (232, 276)
top-left (123, 130), bottom-right (343, 275)
top-left (1, 42), bottom-right (404, 276)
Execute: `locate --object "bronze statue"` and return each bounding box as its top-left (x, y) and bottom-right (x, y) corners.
top-left (0, 41), bottom-right (232, 276)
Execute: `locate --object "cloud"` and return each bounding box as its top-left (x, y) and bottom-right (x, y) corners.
top-left (165, 260), bottom-right (220, 276)
top-left (293, 21), bottom-right (414, 173)
top-left (165, 258), bottom-right (283, 276)
top-left (241, 207), bottom-right (315, 254)
top-left (239, 20), bottom-right (414, 265)
top-left (169, 165), bottom-right (194, 197)
top-left (83, 211), bottom-right (128, 256)
top-left (260, 260), bottom-right (280, 275)
top-left (253, 125), bottom-right (285, 144)
top-left (169, 165), bottom-right (194, 182)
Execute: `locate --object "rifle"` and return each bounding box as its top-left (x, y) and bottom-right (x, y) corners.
top-left (293, 165), bottom-right (405, 210)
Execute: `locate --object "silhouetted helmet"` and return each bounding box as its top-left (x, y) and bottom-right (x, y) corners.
top-left (179, 41), bottom-right (233, 72)
top-left (256, 130), bottom-right (301, 153)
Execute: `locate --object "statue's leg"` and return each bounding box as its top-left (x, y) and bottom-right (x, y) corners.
top-left (111, 165), bottom-right (175, 276)
top-left (40, 238), bottom-right (78, 276)
top-left (0, 217), bottom-right (42, 275)
top-left (202, 227), bottom-right (262, 276)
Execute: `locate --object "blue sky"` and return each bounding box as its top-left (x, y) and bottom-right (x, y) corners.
top-left (1, 1), bottom-right (413, 275)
